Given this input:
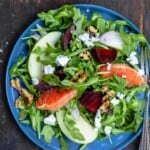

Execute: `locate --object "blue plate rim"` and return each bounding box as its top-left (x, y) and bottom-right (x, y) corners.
top-left (5, 4), bottom-right (143, 150)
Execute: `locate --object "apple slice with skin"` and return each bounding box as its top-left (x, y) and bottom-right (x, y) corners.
top-left (56, 109), bottom-right (98, 144)
top-left (28, 31), bottom-right (62, 80)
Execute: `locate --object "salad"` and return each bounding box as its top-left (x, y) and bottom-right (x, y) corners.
top-left (9, 5), bottom-right (148, 149)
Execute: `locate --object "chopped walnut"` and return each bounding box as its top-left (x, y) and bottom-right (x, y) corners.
top-left (106, 90), bottom-right (115, 97)
top-left (88, 26), bottom-right (98, 34)
top-left (102, 95), bottom-right (109, 102)
top-left (11, 78), bottom-right (33, 105)
top-left (15, 97), bottom-right (25, 109)
top-left (20, 88), bottom-right (33, 105)
top-left (100, 100), bottom-right (110, 113)
top-left (11, 78), bottom-right (21, 90)
top-left (79, 51), bottom-right (92, 60)
top-left (76, 70), bottom-right (87, 83)
top-left (101, 85), bottom-right (109, 93)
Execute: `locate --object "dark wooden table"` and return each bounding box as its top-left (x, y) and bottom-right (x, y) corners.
top-left (0, 0), bottom-right (149, 150)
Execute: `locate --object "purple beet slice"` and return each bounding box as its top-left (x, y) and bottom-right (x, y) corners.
top-left (80, 90), bottom-right (102, 113)
top-left (35, 81), bottom-right (52, 93)
top-left (62, 25), bottom-right (75, 49)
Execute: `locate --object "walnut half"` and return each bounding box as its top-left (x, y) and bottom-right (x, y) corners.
top-left (11, 78), bottom-right (33, 105)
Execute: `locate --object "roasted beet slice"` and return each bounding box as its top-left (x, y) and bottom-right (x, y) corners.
top-left (62, 25), bottom-right (75, 49)
top-left (35, 81), bottom-right (52, 93)
top-left (94, 48), bottom-right (117, 63)
top-left (80, 90), bottom-right (102, 113)
top-left (54, 67), bottom-right (66, 80)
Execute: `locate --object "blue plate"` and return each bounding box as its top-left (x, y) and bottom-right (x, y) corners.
top-left (5, 4), bottom-right (143, 150)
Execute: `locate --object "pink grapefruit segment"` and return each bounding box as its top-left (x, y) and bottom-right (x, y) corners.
top-left (36, 88), bottom-right (77, 110)
top-left (99, 64), bottom-right (145, 87)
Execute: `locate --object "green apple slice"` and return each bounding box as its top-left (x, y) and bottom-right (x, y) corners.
top-left (28, 31), bottom-right (62, 80)
top-left (56, 109), bottom-right (98, 144)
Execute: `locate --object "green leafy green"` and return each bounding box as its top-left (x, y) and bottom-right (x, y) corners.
top-left (41, 125), bottom-right (55, 143)
top-left (38, 5), bottom-right (77, 30)
top-left (43, 74), bottom-right (61, 86)
top-left (59, 135), bottom-right (69, 150)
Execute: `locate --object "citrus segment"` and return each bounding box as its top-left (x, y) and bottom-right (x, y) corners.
top-left (99, 64), bottom-right (145, 87)
top-left (36, 88), bottom-right (77, 110)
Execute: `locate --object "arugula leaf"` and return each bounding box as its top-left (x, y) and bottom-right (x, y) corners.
top-left (43, 74), bottom-right (61, 86)
top-left (72, 9), bottom-right (87, 36)
top-left (28, 105), bottom-right (43, 139)
top-left (107, 75), bottom-right (127, 92)
top-left (38, 5), bottom-right (77, 30)
top-left (91, 13), bottom-right (129, 34)
top-left (9, 56), bottom-right (37, 95)
top-left (41, 125), bottom-right (55, 143)
top-left (59, 135), bottom-right (69, 150)
top-left (120, 31), bottom-right (148, 56)
top-left (9, 57), bottom-right (27, 77)
top-left (19, 109), bottom-right (28, 121)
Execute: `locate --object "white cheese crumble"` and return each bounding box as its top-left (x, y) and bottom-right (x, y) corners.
top-left (104, 126), bottom-right (112, 136)
top-left (94, 109), bottom-right (102, 131)
top-left (126, 51), bottom-right (138, 65)
top-left (32, 78), bottom-right (39, 85)
top-left (78, 32), bottom-right (90, 42)
top-left (117, 92), bottom-right (125, 100)
top-left (111, 97), bottom-right (120, 105)
top-left (44, 114), bottom-right (56, 126)
top-left (78, 32), bottom-right (100, 47)
top-left (44, 65), bottom-right (55, 74)
top-left (55, 55), bottom-right (70, 67)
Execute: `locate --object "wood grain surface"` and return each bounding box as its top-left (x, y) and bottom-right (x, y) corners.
top-left (0, 0), bottom-right (149, 150)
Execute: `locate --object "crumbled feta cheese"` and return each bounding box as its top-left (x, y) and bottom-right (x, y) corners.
top-left (44, 114), bottom-right (56, 126)
top-left (117, 92), bottom-right (125, 100)
top-left (111, 97), bottom-right (120, 105)
top-left (138, 69), bottom-right (145, 76)
top-left (32, 78), bottom-right (39, 85)
top-left (130, 51), bottom-right (137, 57)
top-left (85, 41), bottom-right (94, 47)
top-left (94, 109), bottom-right (102, 131)
top-left (104, 126), bottom-right (112, 136)
top-left (126, 52), bottom-right (138, 65)
top-left (44, 65), bottom-right (55, 74)
top-left (107, 63), bottom-right (112, 70)
top-left (91, 33), bottom-right (100, 42)
top-left (55, 55), bottom-right (70, 67)
top-left (78, 32), bottom-right (100, 48)
top-left (78, 32), bottom-right (90, 42)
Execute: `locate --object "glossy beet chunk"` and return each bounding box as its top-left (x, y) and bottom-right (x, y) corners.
top-left (62, 25), bottom-right (75, 50)
top-left (95, 48), bottom-right (117, 63)
top-left (35, 81), bottom-right (52, 93)
top-left (54, 67), bottom-right (66, 80)
top-left (80, 90), bottom-right (102, 113)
